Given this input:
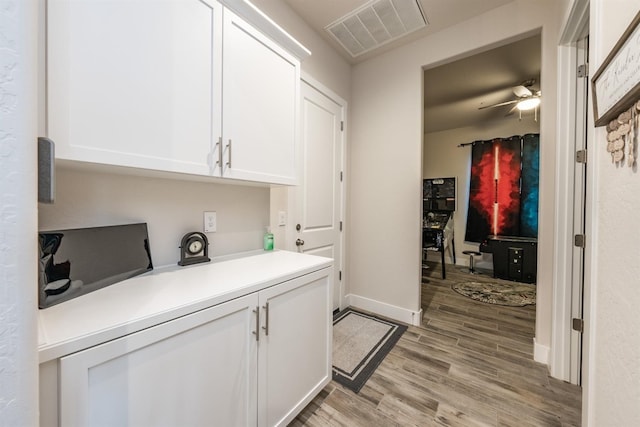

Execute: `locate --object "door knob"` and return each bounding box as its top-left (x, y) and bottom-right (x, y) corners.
top-left (295, 238), bottom-right (305, 247)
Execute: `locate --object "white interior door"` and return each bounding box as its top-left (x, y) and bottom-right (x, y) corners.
top-left (295, 80), bottom-right (344, 311)
top-left (570, 35), bottom-right (589, 386)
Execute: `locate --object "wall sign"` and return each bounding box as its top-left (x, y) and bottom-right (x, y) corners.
top-left (592, 10), bottom-right (640, 127)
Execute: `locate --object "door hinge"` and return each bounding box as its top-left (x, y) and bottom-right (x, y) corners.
top-left (339, 270), bottom-right (342, 281)
top-left (339, 221), bottom-right (343, 231)
top-left (340, 171), bottom-right (343, 182)
top-left (574, 234), bottom-right (585, 248)
top-left (577, 63), bottom-right (588, 78)
top-left (340, 121), bottom-right (344, 131)
top-left (572, 318), bottom-right (584, 333)
top-left (576, 149), bottom-right (587, 164)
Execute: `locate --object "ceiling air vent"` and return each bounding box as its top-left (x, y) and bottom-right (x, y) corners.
top-left (326, 0), bottom-right (427, 57)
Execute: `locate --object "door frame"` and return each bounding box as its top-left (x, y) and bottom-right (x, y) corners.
top-left (291, 72), bottom-right (347, 310)
top-left (551, 0), bottom-right (591, 385)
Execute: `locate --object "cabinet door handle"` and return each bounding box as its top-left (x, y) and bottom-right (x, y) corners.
top-left (216, 137), bottom-right (223, 171)
top-left (261, 302), bottom-right (269, 336)
top-left (226, 139), bottom-right (232, 168)
top-left (252, 306), bottom-right (259, 341)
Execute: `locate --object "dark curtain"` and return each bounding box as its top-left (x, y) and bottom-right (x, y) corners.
top-left (520, 133), bottom-right (540, 237)
top-left (464, 136), bottom-right (523, 243)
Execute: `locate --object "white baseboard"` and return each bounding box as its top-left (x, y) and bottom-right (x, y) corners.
top-left (534, 337), bottom-right (550, 365)
top-left (344, 293), bottom-right (422, 326)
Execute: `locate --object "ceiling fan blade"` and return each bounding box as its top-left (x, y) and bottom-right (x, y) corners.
top-left (505, 104), bottom-right (518, 116)
top-left (478, 99), bottom-right (519, 110)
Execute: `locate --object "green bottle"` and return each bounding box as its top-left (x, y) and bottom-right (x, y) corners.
top-left (263, 227), bottom-right (274, 251)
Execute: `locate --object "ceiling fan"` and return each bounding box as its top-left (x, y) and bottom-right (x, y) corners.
top-left (478, 79), bottom-right (541, 112)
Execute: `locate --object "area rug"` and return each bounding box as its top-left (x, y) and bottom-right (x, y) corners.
top-left (452, 281), bottom-right (536, 306)
top-left (332, 308), bottom-right (407, 393)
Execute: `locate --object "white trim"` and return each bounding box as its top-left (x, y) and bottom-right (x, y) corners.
top-left (582, 120), bottom-right (597, 427)
top-left (583, 3), bottom-right (599, 423)
top-left (551, 0), bottom-right (590, 384)
top-left (534, 338), bottom-right (550, 365)
top-left (560, 0), bottom-right (590, 44)
top-left (345, 294), bottom-right (423, 326)
top-left (550, 43), bottom-right (579, 382)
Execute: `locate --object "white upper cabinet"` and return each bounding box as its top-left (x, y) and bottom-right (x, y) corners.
top-left (47, 0), bottom-right (223, 176)
top-left (220, 9), bottom-right (299, 185)
top-left (47, 0), bottom-right (305, 185)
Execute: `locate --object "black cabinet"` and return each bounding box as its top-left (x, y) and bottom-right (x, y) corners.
top-left (485, 236), bottom-right (537, 284)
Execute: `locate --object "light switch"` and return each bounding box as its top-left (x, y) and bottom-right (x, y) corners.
top-left (278, 211), bottom-right (286, 226)
top-left (204, 211), bottom-right (217, 232)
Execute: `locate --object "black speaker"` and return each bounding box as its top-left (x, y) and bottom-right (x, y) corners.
top-left (38, 137), bottom-right (55, 204)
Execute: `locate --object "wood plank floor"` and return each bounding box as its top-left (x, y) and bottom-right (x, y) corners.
top-left (290, 262), bottom-right (582, 427)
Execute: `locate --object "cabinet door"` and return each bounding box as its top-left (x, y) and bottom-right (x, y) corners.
top-left (222, 9), bottom-right (299, 185)
top-left (257, 268), bottom-right (332, 426)
top-left (48, 0), bottom-right (223, 176)
top-left (59, 294), bottom-right (258, 427)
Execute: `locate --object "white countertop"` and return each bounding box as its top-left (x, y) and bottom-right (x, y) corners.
top-left (38, 250), bottom-right (332, 363)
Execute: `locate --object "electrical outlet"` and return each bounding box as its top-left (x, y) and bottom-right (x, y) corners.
top-left (278, 211), bottom-right (286, 226)
top-left (204, 211), bottom-right (217, 232)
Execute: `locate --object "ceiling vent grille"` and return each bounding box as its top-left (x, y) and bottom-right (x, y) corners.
top-left (326, 0), bottom-right (427, 57)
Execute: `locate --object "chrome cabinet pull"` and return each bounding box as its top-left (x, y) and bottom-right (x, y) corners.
top-left (252, 306), bottom-right (259, 341)
top-left (216, 137), bottom-right (222, 171)
top-left (226, 139), bottom-right (232, 168)
top-left (261, 302), bottom-right (269, 336)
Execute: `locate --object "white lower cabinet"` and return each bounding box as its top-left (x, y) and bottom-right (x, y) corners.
top-left (60, 293), bottom-right (259, 427)
top-left (55, 268), bottom-right (331, 427)
top-left (258, 271), bottom-right (332, 426)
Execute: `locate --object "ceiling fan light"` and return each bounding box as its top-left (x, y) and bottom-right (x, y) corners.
top-left (517, 97), bottom-right (541, 111)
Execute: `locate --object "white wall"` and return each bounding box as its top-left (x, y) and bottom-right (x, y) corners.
top-left (0, 0), bottom-right (39, 424)
top-left (585, 1), bottom-right (640, 425)
top-left (39, 168), bottom-right (270, 267)
top-left (350, 0), bottom-right (561, 344)
top-left (424, 118), bottom-right (540, 269)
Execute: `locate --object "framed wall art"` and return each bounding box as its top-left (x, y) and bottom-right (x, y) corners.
top-left (591, 10), bottom-right (640, 127)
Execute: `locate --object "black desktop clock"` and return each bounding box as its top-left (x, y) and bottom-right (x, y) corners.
top-left (178, 232), bottom-right (210, 266)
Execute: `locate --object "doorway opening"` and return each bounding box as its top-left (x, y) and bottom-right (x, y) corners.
top-left (421, 34), bottom-right (542, 283)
